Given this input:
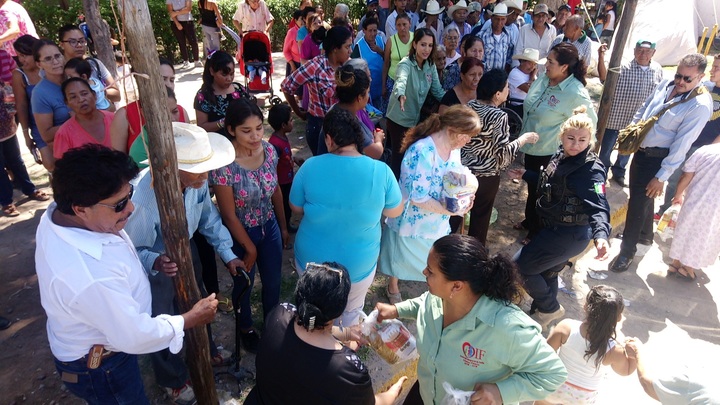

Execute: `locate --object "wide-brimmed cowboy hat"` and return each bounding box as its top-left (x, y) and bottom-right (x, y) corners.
top-left (504, 0), bottom-right (523, 11)
top-left (489, 3), bottom-right (509, 16)
top-left (143, 122), bottom-right (235, 173)
top-left (448, 0), bottom-right (469, 16)
top-left (512, 47), bottom-right (546, 64)
top-left (422, 0), bottom-right (445, 15)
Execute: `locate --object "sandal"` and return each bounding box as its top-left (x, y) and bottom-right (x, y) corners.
top-left (666, 264), bottom-right (680, 278)
top-left (675, 266), bottom-right (697, 281)
top-left (386, 286), bottom-right (402, 305)
top-left (2, 204), bottom-right (20, 217)
top-left (28, 190), bottom-right (50, 201)
top-left (217, 296), bottom-right (234, 313)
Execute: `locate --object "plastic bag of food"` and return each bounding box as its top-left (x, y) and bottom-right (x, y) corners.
top-left (656, 204), bottom-right (681, 241)
top-left (441, 382), bottom-right (473, 405)
top-left (360, 310), bottom-right (418, 364)
top-left (442, 167), bottom-right (478, 213)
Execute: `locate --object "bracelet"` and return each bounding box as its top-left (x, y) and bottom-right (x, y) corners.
top-left (217, 118), bottom-right (224, 129)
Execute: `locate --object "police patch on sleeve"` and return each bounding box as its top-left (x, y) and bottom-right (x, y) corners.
top-left (594, 182), bottom-right (606, 195)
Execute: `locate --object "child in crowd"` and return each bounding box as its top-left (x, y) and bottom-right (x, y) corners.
top-left (64, 57), bottom-right (113, 111)
top-left (536, 285), bottom-right (638, 405)
top-left (268, 103), bottom-right (303, 232)
top-left (114, 51), bottom-right (138, 107)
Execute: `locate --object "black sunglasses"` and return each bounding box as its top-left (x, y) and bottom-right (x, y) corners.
top-left (674, 73), bottom-right (699, 84)
top-left (96, 184), bottom-right (134, 213)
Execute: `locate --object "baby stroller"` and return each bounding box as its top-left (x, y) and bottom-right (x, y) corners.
top-left (234, 30), bottom-right (282, 106)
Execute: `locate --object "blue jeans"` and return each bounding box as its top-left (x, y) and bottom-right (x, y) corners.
top-left (516, 224), bottom-right (591, 313)
top-left (54, 353), bottom-right (149, 405)
top-left (231, 218), bottom-right (282, 329)
top-left (598, 129), bottom-right (630, 179)
top-left (0, 135), bottom-right (36, 206)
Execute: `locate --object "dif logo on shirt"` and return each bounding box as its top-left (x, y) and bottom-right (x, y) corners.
top-left (461, 341), bottom-right (485, 367)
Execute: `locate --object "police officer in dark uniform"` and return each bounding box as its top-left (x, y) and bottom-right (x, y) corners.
top-left (510, 107), bottom-right (611, 331)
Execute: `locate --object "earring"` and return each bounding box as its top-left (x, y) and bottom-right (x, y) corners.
top-left (450, 292), bottom-right (454, 299)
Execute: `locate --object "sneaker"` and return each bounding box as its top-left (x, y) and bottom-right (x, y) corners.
top-left (240, 329), bottom-right (260, 354)
top-left (194, 60), bottom-right (203, 68)
top-left (530, 305), bottom-right (565, 332)
top-left (164, 382), bottom-right (196, 405)
top-left (180, 61), bottom-right (190, 69)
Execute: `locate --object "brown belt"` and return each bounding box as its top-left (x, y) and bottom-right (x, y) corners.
top-left (84, 345), bottom-right (116, 369)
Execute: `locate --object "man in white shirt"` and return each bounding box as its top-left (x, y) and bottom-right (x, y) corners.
top-left (35, 144), bottom-right (218, 405)
top-left (514, 3), bottom-right (556, 67)
top-left (385, 0), bottom-right (414, 36)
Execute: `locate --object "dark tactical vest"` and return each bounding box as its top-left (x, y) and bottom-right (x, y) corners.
top-left (536, 148), bottom-right (599, 227)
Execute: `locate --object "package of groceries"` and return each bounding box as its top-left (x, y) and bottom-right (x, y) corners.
top-left (656, 204), bottom-right (681, 241)
top-left (360, 310), bottom-right (418, 364)
top-left (441, 167), bottom-right (478, 213)
top-left (441, 382), bottom-right (474, 405)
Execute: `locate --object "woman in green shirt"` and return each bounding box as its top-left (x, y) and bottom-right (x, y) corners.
top-left (386, 27), bottom-right (446, 178)
top-left (516, 43), bottom-right (597, 244)
top-left (376, 234), bottom-right (567, 405)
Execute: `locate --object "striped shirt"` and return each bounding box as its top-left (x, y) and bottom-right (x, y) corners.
top-left (606, 59), bottom-right (663, 130)
top-left (461, 101), bottom-right (522, 176)
top-left (281, 55), bottom-right (336, 118)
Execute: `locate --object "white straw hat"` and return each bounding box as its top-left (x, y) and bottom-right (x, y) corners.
top-left (489, 3), bottom-right (509, 16)
top-left (422, 0), bottom-right (445, 15)
top-left (448, 0), bottom-right (469, 16)
top-left (144, 122), bottom-right (235, 173)
top-left (511, 47), bottom-right (546, 64)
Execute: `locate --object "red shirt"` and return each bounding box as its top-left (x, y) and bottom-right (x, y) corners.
top-left (269, 132), bottom-right (294, 185)
top-left (125, 101), bottom-right (189, 150)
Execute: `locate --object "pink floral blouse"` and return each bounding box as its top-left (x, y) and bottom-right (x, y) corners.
top-left (210, 141), bottom-right (279, 228)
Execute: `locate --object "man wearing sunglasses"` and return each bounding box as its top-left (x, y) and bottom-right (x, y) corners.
top-left (609, 53), bottom-right (713, 274)
top-left (124, 122), bottom-right (245, 404)
top-left (35, 144), bottom-right (219, 404)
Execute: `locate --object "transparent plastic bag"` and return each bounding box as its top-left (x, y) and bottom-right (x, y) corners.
top-left (441, 381), bottom-right (473, 405)
top-left (360, 310), bottom-right (418, 364)
top-left (442, 167), bottom-right (478, 213)
top-left (656, 204), bottom-right (681, 241)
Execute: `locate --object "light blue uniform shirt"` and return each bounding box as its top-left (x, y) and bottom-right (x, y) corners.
top-left (124, 168), bottom-right (237, 275)
top-left (289, 154), bottom-right (401, 283)
top-left (632, 79), bottom-right (713, 182)
top-left (520, 74), bottom-right (597, 157)
top-left (396, 292), bottom-right (567, 405)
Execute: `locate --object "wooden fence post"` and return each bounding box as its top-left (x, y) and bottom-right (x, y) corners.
top-left (82, 0), bottom-right (117, 78)
top-left (116, 1), bottom-right (219, 404)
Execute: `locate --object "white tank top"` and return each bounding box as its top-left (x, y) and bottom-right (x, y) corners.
top-left (558, 319), bottom-right (616, 391)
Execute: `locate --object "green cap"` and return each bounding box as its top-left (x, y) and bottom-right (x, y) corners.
top-left (636, 40), bottom-right (656, 49)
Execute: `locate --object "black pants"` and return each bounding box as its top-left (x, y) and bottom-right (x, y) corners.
top-left (387, 118), bottom-right (410, 179)
top-left (523, 154), bottom-right (552, 238)
top-left (402, 381), bottom-right (423, 404)
top-left (279, 182), bottom-right (292, 228)
top-left (620, 149), bottom-right (666, 257)
top-left (449, 174), bottom-right (501, 245)
top-left (171, 20), bottom-right (199, 62)
top-left (516, 224), bottom-right (591, 313)
top-left (193, 230), bottom-right (219, 295)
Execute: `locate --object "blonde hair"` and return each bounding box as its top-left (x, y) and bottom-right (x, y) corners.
top-left (559, 106), bottom-right (596, 147)
top-left (401, 104), bottom-right (481, 153)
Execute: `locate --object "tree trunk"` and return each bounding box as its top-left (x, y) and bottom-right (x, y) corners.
top-left (116, 1), bottom-right (219, 404)
top-left (594, 0), bottom-right (638, 151)
top-left (82, 0), bottom-right (116, 78)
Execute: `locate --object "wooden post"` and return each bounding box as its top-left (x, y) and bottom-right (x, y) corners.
top-left (82, 0), bottom-right (116, 78)
top-left (117, 1), bottom-right (219, 404)
top-left (594, 0), bottom-right (638, 151)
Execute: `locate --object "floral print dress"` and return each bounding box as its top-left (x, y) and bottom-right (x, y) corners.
top-left (193, 82), bottom-right (248, 138)
top-left (209, 141), bottom-right (279, 229)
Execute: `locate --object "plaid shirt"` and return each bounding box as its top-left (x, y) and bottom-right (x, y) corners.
top-left (478, 27), bottom-right (513, 70)
top-left (606, 59), bottom-right (663, 130)
top-left (551, 32), bottom-right (592, 66)
top-left (281, 55), bottom-right (336, 118)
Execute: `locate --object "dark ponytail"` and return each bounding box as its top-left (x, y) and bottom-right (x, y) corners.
top-left (295, 262), bottom-right (351, 331)
top-left (551, 42), bottom-right (587, 86)
top-left (432, 234), bottom-right (524, 304)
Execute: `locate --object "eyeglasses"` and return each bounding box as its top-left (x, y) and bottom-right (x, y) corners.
top-left (674, 73), bottom-right (700, 83)
top-left (305, 262), bottom-right (343, 281)
top-left (96, 184), bottom-right (134, 213)
top-left (40, 53), bottom-right (63, 64)
top-left (62, 38), bottom-right (87, 47)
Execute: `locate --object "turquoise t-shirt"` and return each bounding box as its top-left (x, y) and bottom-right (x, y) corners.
top-left (290, 154), bottom-right (402, 282)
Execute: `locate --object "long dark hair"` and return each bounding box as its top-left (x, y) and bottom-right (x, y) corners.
top-left (584, 285), bottom-right (624, 368)
top-left (323, 26), bottom-right (352, 56)
top-left (551, 42), bottom-right (587, 86)
top-left (432, 234), bottom-right (524, 304)
top-left (409, 28), bottom-right (436, 64)
top-left (200, 50), bottom-right (235, 104)
top-left (224, 98), bottom-right (263, 137)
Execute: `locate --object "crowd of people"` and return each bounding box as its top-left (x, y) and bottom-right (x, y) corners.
top-left (1, 0), bottom-right (719, 404)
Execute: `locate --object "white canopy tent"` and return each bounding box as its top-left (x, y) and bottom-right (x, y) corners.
top-left (610, 0), bottom-right (720, 66)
